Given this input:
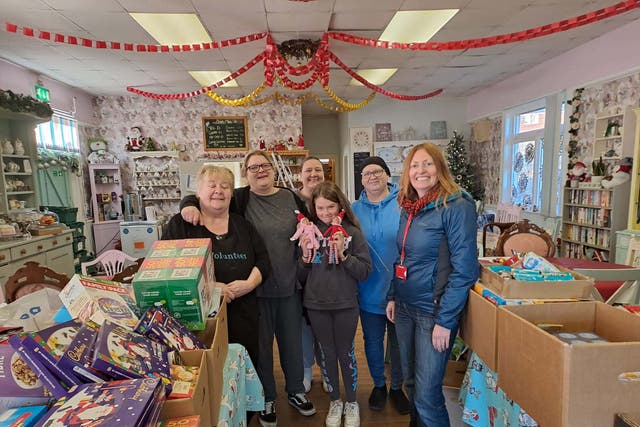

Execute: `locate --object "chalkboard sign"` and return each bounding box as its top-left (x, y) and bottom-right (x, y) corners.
top-left (353, 151), bottom-right (370, 200)
top-left (202, 116), bottom-right (248, 151)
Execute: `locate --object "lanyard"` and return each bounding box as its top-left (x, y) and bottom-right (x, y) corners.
top-left (399, 213), bottom-right (413, 265)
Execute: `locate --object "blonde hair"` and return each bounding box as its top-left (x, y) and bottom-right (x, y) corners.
top-left (397, 143), bottom-right (461, 206)
top-left (196, 164), bottom-right (234, 191)
top-left (242, 150), bottom-right (272, 177)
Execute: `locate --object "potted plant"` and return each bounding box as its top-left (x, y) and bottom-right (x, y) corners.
top-left (591, 156), bottom-right (607, 185)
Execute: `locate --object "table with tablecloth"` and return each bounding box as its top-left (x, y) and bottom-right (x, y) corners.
top-left (458, 351), bottom-right (538, 427)
top-left (216, 343), bottom-right (264, 427)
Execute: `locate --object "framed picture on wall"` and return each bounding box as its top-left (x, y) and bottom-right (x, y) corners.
top-left (430, 121), bottom-right (448, 140)
top-left (375, 123), bottom-right (392, 142)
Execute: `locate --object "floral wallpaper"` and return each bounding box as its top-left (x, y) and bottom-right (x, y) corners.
top-left (84, 96), bottom-right (302, 219)
top-left (469, 116), bottom-right (502, 206)
top-left (571, 72), bottom-right (640, 167)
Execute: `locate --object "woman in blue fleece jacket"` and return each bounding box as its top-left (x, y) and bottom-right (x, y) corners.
top-left (385, 143), bottom-right (478, 427)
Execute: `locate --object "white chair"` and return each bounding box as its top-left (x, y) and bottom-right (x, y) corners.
top-left (572, 267), bottom-right (640, 305)
top-left (80, 249), bottom-right (138, 280)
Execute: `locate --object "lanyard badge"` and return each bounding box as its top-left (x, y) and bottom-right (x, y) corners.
top-left (394, 214), bottom-right (413, 281)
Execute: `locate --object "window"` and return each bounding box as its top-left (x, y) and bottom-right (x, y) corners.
top-left (502, 95), bottom-right (564, 216)
top-left (35, 111), bottom-right (79, 152)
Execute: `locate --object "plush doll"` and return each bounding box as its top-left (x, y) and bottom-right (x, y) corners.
top-left (323, 210), bottom-right (350, 264)
top-left (602, 157), bottom-right (633, 188)
top-left (290, 210), bottom-right (324, 262)
top-left (567, 161), bottom-right (587, 185)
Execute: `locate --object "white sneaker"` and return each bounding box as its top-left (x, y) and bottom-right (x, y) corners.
top-left (343, 401), bottom-right (360, 427)
top-left (303, 367), bottom-right (312, 393)
top-left (325, 400), bottom-right (343, 427)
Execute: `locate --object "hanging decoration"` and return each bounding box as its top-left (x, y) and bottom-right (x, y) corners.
top-left (5, 0), bottom-right (639, 109)
top-left (37, 149), bottom-right (81, 175)
top-left (566, 88), bottom-right (585, 170)
top-left (0, 89), bottom-right (53, 118)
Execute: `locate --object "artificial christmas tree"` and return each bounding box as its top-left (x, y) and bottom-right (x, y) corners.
top-left (446, 131), bottom-right (485, 202)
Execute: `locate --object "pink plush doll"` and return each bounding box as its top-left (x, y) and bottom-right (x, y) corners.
top-left (290, 211), bottom-right (324, 262)
top-left (323, 210), bottom-right (350, 264)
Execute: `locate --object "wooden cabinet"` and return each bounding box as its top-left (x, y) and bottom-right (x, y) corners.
top-left (561, 183), bottom-right (630, 261)
top-left (0, 230), bottom-right (74, 302)
top-left (89, 164), bottom-right (123, 222)
top-left (322, 158), bottom-right (335, 183)
top-left (0, 108), bottom-right (44, 215)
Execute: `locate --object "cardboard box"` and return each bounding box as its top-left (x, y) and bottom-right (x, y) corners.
top-left (160, 349), bottom-right (211, 427)
top-left (616, 413), bottom-right (640, 427)
top-left (442, 359), bottom-right (467, 388)
top-left (133, 239), bottom-right (216, 331)
top-left (460, 289), bottom-right (499, 371)
top-left (480, 262), bottom-right (595, 299)
top-left (194, 299), bottom-right (228, 426)
top-left (497, 302), bottom-right (640, 427)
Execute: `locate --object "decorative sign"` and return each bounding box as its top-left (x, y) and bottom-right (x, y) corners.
top-left (353, 151), bottom-right (370, 200)
top-left (375, 123), bottom-right (392, 142)
top-left (34, 85), bottom-right (50, 102)
top-left (202, 116), bottom-right (248, 151)
top-left (350, 127), bottom-right (372, 151)
top-left (430, 121), bottom-right (448, 139)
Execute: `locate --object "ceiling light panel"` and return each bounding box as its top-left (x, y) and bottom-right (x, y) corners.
top-left (379, 10), bottom-right (459, 43)
top-left (130, 13), bottom-right (212, 45)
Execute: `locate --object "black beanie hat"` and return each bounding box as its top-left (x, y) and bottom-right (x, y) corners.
top-left (361, 156), bottom-right (391, 176)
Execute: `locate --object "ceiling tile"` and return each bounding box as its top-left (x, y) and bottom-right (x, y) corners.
top-left (330, 11), bottom-right (394, 31)
top-left (267, 12), bottom-right (331, 32)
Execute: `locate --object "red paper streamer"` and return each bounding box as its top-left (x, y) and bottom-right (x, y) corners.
top-left (328, 0), bottom-right (640, 51)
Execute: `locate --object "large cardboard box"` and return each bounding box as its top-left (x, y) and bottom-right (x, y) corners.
top-left (616, 413), bottom-right (640, 427)
top-left (497, 302), bottom-right (640, 427)
top-left (161, 349), bottom-right (211, 427)
top-left (442, 359), bottom-right (467, 388)
top-left (480, 262), bottom-right (595, 299)
top-left (460, 289), bottom-right (499, 371)
top-left (194, 298), bottom-right (228, 426)
top-left (133, 240), bottom-right (215, 330)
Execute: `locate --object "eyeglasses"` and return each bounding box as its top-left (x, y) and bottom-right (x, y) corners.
top-left (246, 163), bottom-right (273, 173)
top-left (362, 169), bottom-right (385, 179)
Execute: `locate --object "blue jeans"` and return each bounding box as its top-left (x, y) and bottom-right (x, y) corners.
top-left (395, 302), bottom-right (455, 427)
top-left (360, 310), bottom-right (403, 389)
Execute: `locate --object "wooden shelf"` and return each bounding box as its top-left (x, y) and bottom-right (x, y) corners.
top-left (274, 150), bottom-right (308, 157)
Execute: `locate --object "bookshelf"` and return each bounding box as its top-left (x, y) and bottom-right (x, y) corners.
top-left (561, 181), bottom-right (630, 261)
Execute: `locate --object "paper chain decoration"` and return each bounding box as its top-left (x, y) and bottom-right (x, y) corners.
top-left (4, 0), bottom-right (639, 108)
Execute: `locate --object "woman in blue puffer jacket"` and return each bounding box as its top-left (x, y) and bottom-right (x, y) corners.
top-left (385, 143), bottom-right (478, 427)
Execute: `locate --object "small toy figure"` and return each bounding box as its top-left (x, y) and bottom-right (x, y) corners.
top-left (297, 134), bottom-right (305, 148)
top-left (290, 210), bottom-right (323, 262)
top-left (126, 126), bottom-right (145, 151)
top-left (323, 210), bottom-right (350, 264)
top-left (258, 135), bottom-right (266, 150)
top-left (567, 161), bottom-right (587, 186)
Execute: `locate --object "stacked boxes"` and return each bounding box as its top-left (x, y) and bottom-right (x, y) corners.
top-left (133, 239), bottom-right (214, 330)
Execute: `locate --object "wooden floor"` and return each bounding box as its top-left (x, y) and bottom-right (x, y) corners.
top-left (249, 321), bottom-right (465, 427)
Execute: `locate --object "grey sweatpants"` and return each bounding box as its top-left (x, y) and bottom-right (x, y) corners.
top-left (257, 293), bottom-right (305, 401)
top-left (307, 307), bottom-right (359, 402)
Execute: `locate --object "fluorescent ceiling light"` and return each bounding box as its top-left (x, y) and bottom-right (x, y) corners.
top-left (350, 69), bottom-right (397, 86)
top-left (379, 10), bottom-right (459, 43)
top-left (189, 71), bottom-right (238, 88)
top-left (130, 13), bottom-right (212, 45)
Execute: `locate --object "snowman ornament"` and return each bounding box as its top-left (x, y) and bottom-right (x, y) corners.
top-left (88, 139), bottom-right (117, 164)
top-left (602, 157), bottom-right (633, 188)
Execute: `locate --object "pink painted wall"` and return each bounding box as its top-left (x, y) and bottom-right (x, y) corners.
top-left (0, 59), bottom-right (97, 125)
top-left (467, 18), bottom-right (640, 120)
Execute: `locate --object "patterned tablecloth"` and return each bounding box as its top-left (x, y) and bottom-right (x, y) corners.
top-left (458, 352), bottom-right (538, 427)
top-left (217, 343), bottom-right (265, 427)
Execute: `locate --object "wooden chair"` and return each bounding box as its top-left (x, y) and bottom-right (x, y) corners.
top-left (625, 235), bottom-right (640, 267)
top-left (495, 219), bottom-right (556, 257)
top-left (4, 261), bottom-right (70, 303)
top-left (482, 222), bottom-right (516, 257)
top-left (80, 249), bottom-right (138, 279)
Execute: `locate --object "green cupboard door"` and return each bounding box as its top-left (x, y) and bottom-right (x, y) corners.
top-left (38, 167), bottom-right (72, 207)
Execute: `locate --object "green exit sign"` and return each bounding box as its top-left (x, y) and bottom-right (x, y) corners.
top-left (34, 85), bottom-right (50, 102)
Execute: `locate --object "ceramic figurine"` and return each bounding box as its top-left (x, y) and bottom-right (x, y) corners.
top-left (14, 139), bottom-right (25, 155)
top-left (3, 139), bottom-right (14, 155)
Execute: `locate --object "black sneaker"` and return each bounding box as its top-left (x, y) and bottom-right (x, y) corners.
top-left (368, 385), bottom-right (387, 411)
top-left (259, 400), bottom-right (277, 427)
top-left (390, 387), bottom-right (410, 415)
top-left (287, 393), bottom-right (317, 416)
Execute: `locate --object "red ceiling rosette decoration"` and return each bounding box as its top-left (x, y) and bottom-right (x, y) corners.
top-left (4, 0), bottom-right (639, 105)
